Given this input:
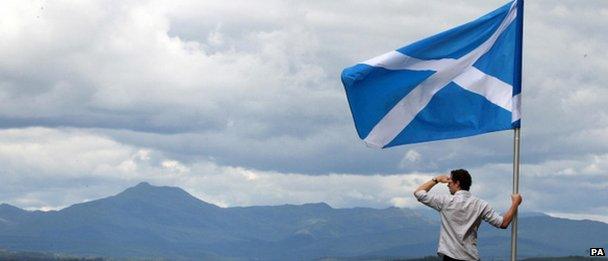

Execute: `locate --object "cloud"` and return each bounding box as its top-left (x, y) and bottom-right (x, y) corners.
top-left (2, 0), bottom-right (604, 175)
top-left (1, 127), bottom-right (607, 223)
top-left (0, 127), bottom-right (437, 210)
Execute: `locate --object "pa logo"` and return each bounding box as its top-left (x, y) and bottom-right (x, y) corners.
top-left (590, 247), bottom-right (605, 256)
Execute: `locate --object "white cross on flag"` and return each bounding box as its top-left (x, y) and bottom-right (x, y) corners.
top-left (341, 0), bottom-right (523, 149)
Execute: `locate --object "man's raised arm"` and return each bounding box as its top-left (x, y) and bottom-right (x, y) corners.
top-left (413, 175), bottom-right (450, 212)
top-left (500, 194), bottom-right (523, 229)
top-left (413, 175), bottom-right (449, 194)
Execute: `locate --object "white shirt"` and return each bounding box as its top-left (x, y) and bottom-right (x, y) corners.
top-left (414, 190), bottom-right (503, 261)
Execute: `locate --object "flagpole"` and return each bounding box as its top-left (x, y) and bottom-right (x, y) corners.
top-left (511, 0), bottom-right (524, 259)
top-left (511, 127), bottom-right (521, 261)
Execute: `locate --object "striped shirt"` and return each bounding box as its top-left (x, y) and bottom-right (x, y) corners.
top-left (415, 190), bottom-right (503, 260)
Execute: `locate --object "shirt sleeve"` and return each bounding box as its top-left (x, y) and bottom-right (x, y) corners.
top-left (480, 202), bottom-right (504, 228)
top-left (414, 190), bottom-right (448, 211)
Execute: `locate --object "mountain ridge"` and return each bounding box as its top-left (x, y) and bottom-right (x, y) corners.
top-left (0, 182), bottom-right (605, 260)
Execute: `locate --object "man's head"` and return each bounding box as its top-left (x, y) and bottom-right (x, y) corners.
top-left (448, 169), bottom-right (472, 194)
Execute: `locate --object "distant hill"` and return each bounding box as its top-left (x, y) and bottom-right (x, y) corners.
top-left (0, 182), bottom-right (605, 260)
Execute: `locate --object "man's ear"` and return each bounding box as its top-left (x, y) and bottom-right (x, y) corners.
top-left (454, 180), bottom-right (461, 189)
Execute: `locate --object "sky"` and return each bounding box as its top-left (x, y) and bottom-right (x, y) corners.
top-left (1, 0), bottom-right (607, 223)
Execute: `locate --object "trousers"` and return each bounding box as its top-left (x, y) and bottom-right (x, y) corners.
top-left (443, 255), bottom-right (466, 261)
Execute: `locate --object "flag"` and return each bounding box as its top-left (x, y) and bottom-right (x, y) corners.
top-left (341, 0), bottom-right (523, 149)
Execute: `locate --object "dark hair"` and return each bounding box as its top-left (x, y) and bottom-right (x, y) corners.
top-left (450, 169), bottom-right (472, 191)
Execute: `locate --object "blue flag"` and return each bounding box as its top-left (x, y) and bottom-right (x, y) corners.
top-left (341, 0), bottom-right (523, 149)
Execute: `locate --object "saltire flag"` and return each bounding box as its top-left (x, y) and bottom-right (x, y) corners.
top-left (341, 0), bottom-right (523, 149)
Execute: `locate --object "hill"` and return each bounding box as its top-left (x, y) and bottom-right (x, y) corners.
top-left (0, 182), bottom-right (605, 260)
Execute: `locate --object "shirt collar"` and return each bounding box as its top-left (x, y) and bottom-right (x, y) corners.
top-left (454, 190), bottom-right (471, 197)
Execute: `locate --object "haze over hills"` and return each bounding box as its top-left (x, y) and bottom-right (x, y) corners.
top-left (0, 182), bottom-right (605, 260)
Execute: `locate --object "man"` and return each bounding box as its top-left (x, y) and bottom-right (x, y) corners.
top-left (414, 169), bottom-right (522, 261)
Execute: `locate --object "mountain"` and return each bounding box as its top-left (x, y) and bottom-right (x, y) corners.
top-left (0, 183), bottom-right (605, 260)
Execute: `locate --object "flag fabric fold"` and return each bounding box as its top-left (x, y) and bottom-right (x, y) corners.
top-left (341, 0), bottom-right (523, 149)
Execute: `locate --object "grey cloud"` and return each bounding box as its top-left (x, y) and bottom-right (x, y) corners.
top-left (2, 0), bottom-right (607, 175)
top-left (0, 127), bottom-right (606, 223)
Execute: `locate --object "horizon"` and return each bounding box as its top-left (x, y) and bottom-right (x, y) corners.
top-left (6, 181), bottom-right (603, 226)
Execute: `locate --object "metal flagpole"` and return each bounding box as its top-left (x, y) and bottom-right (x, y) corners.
top-left (511, 127), bottom-right (521, 261)
top-left (511, 0), bottom-right (524, 259)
